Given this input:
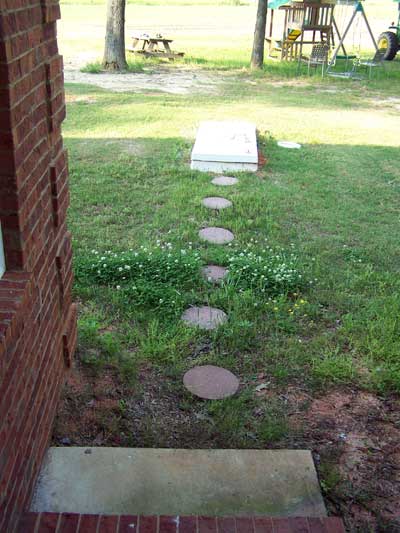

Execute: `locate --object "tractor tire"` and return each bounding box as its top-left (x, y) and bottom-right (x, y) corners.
top-left (378, 31), bottom-right (399, 61)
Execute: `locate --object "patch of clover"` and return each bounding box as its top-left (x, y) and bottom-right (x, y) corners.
top-left (222, 238), bottom-right (309, 296)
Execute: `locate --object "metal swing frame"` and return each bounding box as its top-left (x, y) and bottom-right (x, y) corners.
top-left (326, 1), bottom-right (378, 77)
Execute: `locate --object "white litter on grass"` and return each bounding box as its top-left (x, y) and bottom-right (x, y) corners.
top-left (277, 141), bottom-right (302, 149)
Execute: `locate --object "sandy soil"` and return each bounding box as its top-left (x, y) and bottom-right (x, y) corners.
top-left (64, 64), bottom-right (225, 95)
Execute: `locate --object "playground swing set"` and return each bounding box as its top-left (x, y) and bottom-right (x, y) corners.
top-left (265, 0), bottom-right (400, 78)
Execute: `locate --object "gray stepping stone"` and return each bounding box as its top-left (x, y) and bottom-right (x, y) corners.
top-left (183, 365), bottom-right (239, 400)
top-left (199, 227), bottom-right (234, 244)
top-left (202, 197), bottom-right (232, 210)
top-left (211, 176), bottom-right (238, 186)
top-left (181, 306), bottom-right (227, 330)
top-left (202, 265), bottom-right (228, 283)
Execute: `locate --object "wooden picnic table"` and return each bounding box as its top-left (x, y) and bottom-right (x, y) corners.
top-left (127, 35), bottom-right (184, 60)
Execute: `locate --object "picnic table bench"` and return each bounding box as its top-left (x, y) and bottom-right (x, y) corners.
top-left (127, 34), bottom-right (184, 60)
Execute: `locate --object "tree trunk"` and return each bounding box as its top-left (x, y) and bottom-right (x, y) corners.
top-left (251, 0), bottom-right (268, 69)
top-left (103, 0), bottom-right (128, 71)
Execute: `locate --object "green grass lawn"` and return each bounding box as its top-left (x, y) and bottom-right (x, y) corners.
top-left (61, 74), bottom-right (400, 529)
top-left (55, 2), bottom-right (400, 529)
top-left (59, 0), bottom-right (397, 70)
top-left (66, 77), bottom-right (400, 395)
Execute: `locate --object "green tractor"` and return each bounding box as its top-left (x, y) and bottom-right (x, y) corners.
top-left (378, 0), bottom-right (400, 60)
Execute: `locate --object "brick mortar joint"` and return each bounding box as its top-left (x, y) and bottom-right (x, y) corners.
top-left (16, 513), bottom-right (346, 533)
top-left (0, 24), bottom-right (56, 48)
top-left (0, 271), bottom-right (32, 337)
top-left (0, 4), bottom-right (44, 16)
top-left (1, 79), bottom-right (56, 114)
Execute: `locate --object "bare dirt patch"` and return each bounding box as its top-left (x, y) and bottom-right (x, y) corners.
top-left (53, 360), bottom-right (400, 532)
top-left (369, 96), bottom-right (400, 112)
top-left (65, 93), bottom-right (98, 104)
top-left (286, 389), bottom-right (400, 532)
top-left (65, 65), bottom-right (226, 95)
top-left (54, 362), bottom-right (214, 449)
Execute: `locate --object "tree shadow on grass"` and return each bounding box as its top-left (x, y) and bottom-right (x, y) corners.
top-left (66, 136), bottom-right (400, 271)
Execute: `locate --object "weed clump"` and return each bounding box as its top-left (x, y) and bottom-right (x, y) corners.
top-left (75, 243), bottom-right (202, 315)
top-left (224, 239), bottom-right (308, 295)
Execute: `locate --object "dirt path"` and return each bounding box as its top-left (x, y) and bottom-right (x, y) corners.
top-left (64, 65), bottom-right (226, 95)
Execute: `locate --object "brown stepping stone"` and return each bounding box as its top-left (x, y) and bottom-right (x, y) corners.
top-left (211, 176), bottom-right (238, 186)
top-left (202, 197), bottom-right (232, 210)
top-left (183, 365), bottom-right (239, 399)
top-left (202, 265), bottom-right (228, 283)
top-left (199, 227), bottom-right (234, 244)
top-left (181, 306), bottom-right (227, 330)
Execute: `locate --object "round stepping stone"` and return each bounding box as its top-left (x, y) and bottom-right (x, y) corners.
top-left (181, 306), bottom-right (227, 330)
top-left (211, 176), bottom-right (238, 186)
top-left (202, 197), bottom-right (232, 210)
top-left (277, 141), bottom-right (302, 149)
top-left (199, 227), bottom-right (234, 245)
top-left (202, 265), bottom-right (228, 283)
top-left (183, 365), bottom-right (239, 399)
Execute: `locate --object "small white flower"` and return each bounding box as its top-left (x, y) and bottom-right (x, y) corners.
top-left (116, 285), bottom-right (121, 290)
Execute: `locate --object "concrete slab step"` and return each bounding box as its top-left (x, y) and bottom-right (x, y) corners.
top-left (30, 448), bottom-right (326, 518)
top-left (191, 121), bottom-right (258, 173)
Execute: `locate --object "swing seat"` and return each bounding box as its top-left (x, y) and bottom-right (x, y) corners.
top-left (336, 54), bottom-right (357, 60)
top-left (326, 54), bottom-right (360, 77)
top-left (353, 48), bottom-right (386, 78)
top-left (326, 71), bottom-right (363, 79)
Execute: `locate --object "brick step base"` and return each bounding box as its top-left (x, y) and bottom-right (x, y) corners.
top-left (18, 512), bottom-right (346, 533)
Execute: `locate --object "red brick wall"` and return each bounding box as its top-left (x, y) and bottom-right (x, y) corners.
top-left (17, 513), bottom-right (347, 533)
top-left (0, 1), bottom-right (77, 531)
